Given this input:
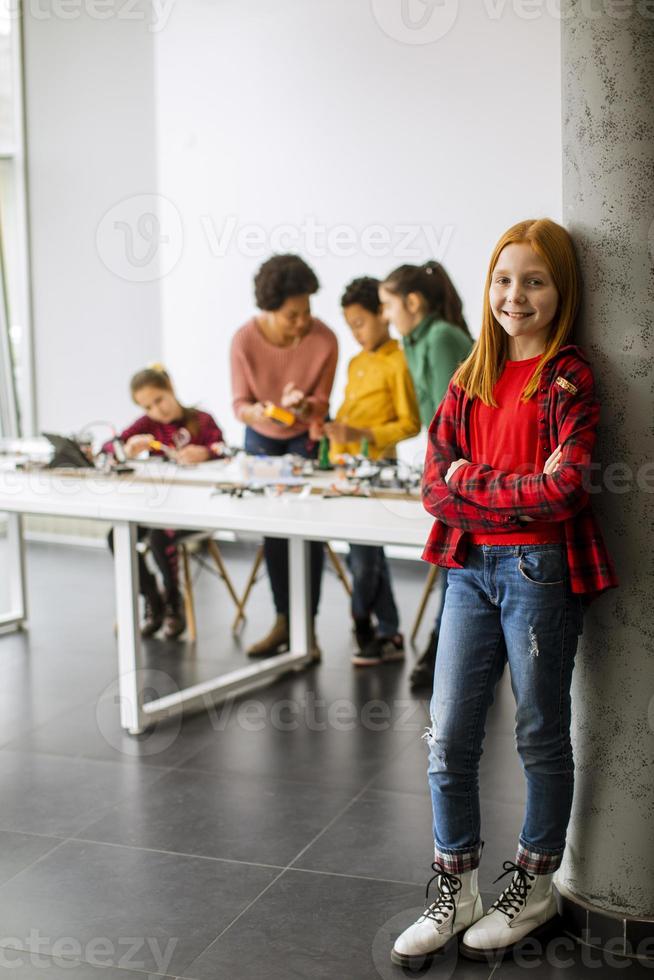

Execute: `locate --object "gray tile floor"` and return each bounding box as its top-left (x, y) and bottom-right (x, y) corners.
top-left (0, 539), bottom-right (647, 978)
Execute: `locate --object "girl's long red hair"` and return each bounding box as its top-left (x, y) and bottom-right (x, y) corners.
top-left (453, 219), bottom-right (581, 406)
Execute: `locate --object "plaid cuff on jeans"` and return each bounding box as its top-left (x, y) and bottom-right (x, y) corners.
top-left (434, 842), bottom-right (483, 874)
top-left (516, 842), bottom-right (563, 874)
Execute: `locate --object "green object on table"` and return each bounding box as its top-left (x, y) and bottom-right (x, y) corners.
top-left (360, 437), bottom-right (369, 458)
top-left (318, 436), bottom-right (333, 470)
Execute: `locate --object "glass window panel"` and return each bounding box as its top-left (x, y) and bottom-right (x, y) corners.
top-left (0, 4), bottom-right (15, 148)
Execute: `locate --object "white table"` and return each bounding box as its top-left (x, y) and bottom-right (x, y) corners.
top-left (0, 461), bottom-right (432, 734)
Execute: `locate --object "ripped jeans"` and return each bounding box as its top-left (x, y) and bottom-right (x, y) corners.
top-left (426, 543), bottom-right (584, 875)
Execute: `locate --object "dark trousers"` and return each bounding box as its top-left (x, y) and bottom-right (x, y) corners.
top-left (107, 526), bottom-right (191, 599)
top-left (244, 427), bottom-right (324, 617)
top-left (348, 544), bottom-right (399, 637)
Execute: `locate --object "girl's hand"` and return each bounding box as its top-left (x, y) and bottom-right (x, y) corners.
top-left (324, 421), bottom-right (365, 444)
top-left (175, 445), bottom-right (210, 466)
top-left (445, 458), bottom-right (469, 484)
top-left (517, 446), bottom-right (563, 521)
top-left (543, 444), bottom-right (563, 475)
top-left (309, 420), bottom-right (326, 441)
top-left (124, 434), bottom-right (154, 458)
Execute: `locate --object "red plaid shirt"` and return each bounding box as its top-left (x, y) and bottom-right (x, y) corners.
top-left (422, 344), bottom-right (618, 601)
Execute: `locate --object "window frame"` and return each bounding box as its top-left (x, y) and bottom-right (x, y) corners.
top-left (0, 5), bottom-right (35, 438)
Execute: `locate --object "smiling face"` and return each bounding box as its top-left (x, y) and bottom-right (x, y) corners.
top-left (489, 242), bottom-right (559, 358)
top-left (343, 303), bottom-right (389, 352)
top-left (133, 384), bottom-right (182, 424)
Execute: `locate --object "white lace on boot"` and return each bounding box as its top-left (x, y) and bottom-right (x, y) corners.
top-left (460, 860), bottom-right (557, 960)
top-left (391, 863), bottom-right (483, 968)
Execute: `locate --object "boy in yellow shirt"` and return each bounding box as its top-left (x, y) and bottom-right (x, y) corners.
top-left (324, 277), bottom-right (420, 666)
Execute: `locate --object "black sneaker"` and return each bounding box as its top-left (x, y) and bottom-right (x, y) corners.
top-left (352, 633), bottom-right (405, 667)
top-left (353, 617), bottom-right (375, 653)
top-left (141, 591), bottom-right (164, 638)
top-left (410, 630), bottom-right (438, 690)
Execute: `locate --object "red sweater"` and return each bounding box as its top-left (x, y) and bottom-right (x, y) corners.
top-left (103, 410), bottom-right (223, 457)
top-left (468, 354), bottom-right (563, 544)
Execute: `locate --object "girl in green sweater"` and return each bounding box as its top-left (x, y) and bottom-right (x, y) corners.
top-left (379, 261), bottom-right (473, 690)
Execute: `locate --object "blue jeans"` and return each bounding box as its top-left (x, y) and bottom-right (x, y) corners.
top-left (244, 427), bottom-right (324, 617)
top-left (427, 543), bottom-right (584, 873)
top-left (347, 545), bottom-right (399, 637)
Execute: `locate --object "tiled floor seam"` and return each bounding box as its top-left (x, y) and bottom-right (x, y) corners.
top-left (0, 837), bottom-right (69, 892)
top-left (181, 731), bottom-right (423, 968)
top-left (66, 764), bottom-right (176, 841)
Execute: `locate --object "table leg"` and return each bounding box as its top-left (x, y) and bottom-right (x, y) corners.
top-left (0, 513), bottom-right (27, 631)
top-left (288, 537), bottom-right (311, 657)
top-left (113, 521), bottom-right (145, 733)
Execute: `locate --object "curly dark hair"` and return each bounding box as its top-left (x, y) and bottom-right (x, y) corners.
top-left (253, 254), bottom-right (320, 311)
top-left (340, 276), bottom-right (382, 315)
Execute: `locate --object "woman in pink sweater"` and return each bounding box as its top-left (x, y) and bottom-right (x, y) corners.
top-left (230, 254), bottom-right (338, 658)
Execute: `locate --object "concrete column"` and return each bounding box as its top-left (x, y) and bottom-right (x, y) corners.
top-left (558, 0), bottom-right (654, 939)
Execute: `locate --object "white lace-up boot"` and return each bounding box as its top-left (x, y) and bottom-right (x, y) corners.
top-left (391, 863), bottom-right (484, 969)
top-left (460, 860), bottom-right (557, 960)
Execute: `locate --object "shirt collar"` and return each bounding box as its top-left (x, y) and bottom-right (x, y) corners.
top-left (404, 314), bottom-right (438, 347)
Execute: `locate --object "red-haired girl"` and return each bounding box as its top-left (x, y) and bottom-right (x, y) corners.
top-left (392, 219), bottom-right (617, 967)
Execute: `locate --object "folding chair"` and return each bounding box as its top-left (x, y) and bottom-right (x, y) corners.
top-left (232, 541), bottom-right (352, 633)
top-left (178, 532), bottom-right (241, 642)
top-left (410, 564), bottom-right (440, 645)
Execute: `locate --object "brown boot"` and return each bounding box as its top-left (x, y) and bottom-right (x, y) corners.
top-left (141, 589), bottom-right (164, 638)
top-left (247, 614), bottom-right (290, 657)
top-left (162, 590), bottom-right (186, 641)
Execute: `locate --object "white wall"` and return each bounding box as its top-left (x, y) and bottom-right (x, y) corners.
top-left (155, 0), bottom-right (562, 455)
top-left (24, 0), bottom-right (562, 448)
top-left (23, 0), bottom-right (162, 437)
